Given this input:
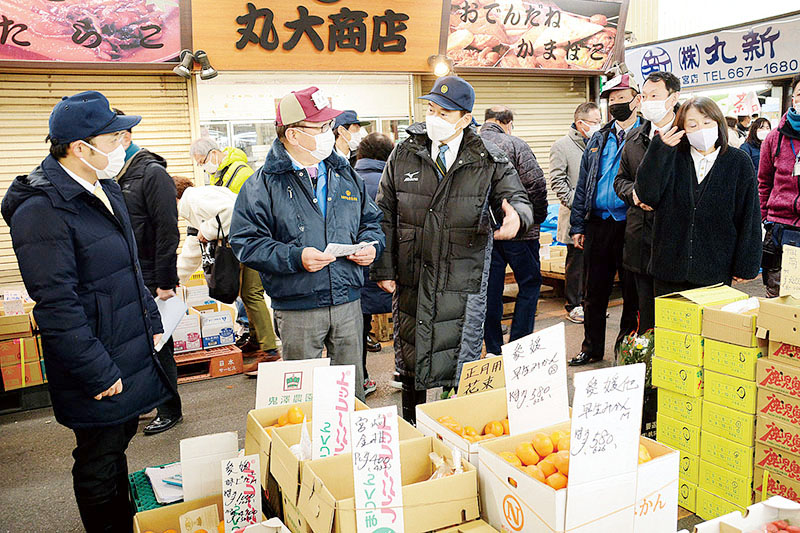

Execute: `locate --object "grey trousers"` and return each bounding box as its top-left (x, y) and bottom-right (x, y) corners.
top-left (274, 299), bottom-right (365, 401)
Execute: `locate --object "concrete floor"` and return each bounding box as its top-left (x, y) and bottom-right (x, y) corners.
top-left (0, 280), bottom-right (764, 532)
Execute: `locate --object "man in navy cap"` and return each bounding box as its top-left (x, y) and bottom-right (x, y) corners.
top-left (333, 109), bottom-right (370, 166)
top-left (2, 91), bottom-right (174, 532)
top-left (370, 76), bottom-right (533, 423)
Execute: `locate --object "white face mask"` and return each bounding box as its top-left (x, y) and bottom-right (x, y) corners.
top-left (640, 98), bottom-right (671, 124)
top-left (426, 114), bottom-right (465, 143)
top-left (757, 129), bottom-right (770, 141)
top-left (202, 153), bottom-right (219, 175)
top-left (687, 126), bottom-right (719, 152)
top-left (578, 120), bottom-right (601, 138)
top-left (79, 141), bottom-right (126, 180)
top-left (345, 128), bottom-right (362, 152)
top-left (296, 128), bottom-right (336, 162)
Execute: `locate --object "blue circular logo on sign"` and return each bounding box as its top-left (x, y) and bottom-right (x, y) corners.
top-left (641, 46), bottom-right (673, 76)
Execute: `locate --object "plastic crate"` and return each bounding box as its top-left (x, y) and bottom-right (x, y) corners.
top-left (128, 463), bottom-right (179, 513)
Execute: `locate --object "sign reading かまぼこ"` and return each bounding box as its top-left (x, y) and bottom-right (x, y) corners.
top-left (626, 11), bottom-right (800, 89)
top-left (191, 0), bottom-right (446, 72)
top-left (0, 0), bottom-right (182, 63)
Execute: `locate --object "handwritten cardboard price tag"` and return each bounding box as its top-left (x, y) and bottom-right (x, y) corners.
top-left (781, 244), bottom-right (800, 298)
top-left (457, 356), bottom-right (505, 396)
top-left (565, 364), bottom-right (645, 532)
top-left (2, 290), bottom-right (24, 316)
top-left (255, 358), bottom-right (330, 409)
top-left (501, 323), bottom-right (569, 434)
top-left (350, 406), bottom-right (405, 533)
top-left (221, 455), bottom-right (262, 533)
top-left (312, 365), bottom-right (355, 460)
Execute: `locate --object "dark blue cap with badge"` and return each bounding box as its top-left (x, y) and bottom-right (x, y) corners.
top-left (419, 76), bottom-right (475, 113)
top-left (48, 91), bottom-right (141, 144)
top-left (333, 109), bottom-right (370, 130)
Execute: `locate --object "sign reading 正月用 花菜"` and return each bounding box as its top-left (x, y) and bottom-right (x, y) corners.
top-left (191, 0), bottom-right (445, 72)
top-left (0, 0), bottom-right (182, 63)
top-left (445, 0), bottom-right (625, 71)
top-left (626, 12), bottom-right (800, 89)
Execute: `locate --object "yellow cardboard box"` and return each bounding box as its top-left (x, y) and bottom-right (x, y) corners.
top-left (757, 388), bottom-right (800, 427)
top-left (679, 479), bottom-right (697, 513)
top-left (757, 356), bottom-right (800, 401)
top-left (768, 340), bottom-right (800, 368)
top-left (704, 338), bottom-right (765, 381)
top-left (658, 389), bottom-right (703, 427)
top-left (695, 487), bottom-right (747, 522)
top-left (655, 285), bottom-right (747, 334)
top-left (700, 430), bottom-right (754, 479)
top-left (657, 412), bottom-right (701, 455)
top-left (655, 328), bottom-right (704, 366)
top-left (705, 369), bottom-right (758, 414)
top-left (679, 451), bottom-right (700, 485)
top-left (702, 400), bottom-right (756, 447)
top-left (698, 459), bottom-right (754, 508)
top-left (652, 356), bottom-right (704, 397)
top-left (757, 296), bottom-right (800, 346)
top-left (702, 303), bottom-right (760, 348)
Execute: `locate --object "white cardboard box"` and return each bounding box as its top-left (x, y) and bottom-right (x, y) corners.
top-left (693, 496), bottom-right (800, 532)
top-left (191, 303), bottom-right (236, 348)
top-left (478, 420), bottom-right (679, 533)
top-left (173, 313), bottom-right (202, 354)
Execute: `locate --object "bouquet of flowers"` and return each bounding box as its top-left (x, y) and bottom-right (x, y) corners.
top-left (617, 329), bottom-right (654, 389)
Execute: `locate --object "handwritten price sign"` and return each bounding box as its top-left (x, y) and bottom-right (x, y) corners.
top-left (457, 357), bottom-right (505, 396)
top-left (350, 406), bottom-right (405, 533)
top-left (221, 455), bottom-right (262, 533)
top-left (501, 323), bottom-right (569, 434)
top-left (312, 365), bottom-right (355, 460)
top-left (780, 244), bottom-right (800, 298)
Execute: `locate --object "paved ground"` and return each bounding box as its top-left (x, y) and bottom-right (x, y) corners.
top-left (0, 280), bottom-right (764, 531)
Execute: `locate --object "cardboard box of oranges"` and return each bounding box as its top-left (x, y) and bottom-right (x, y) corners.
top-left (133, 493), bottom-right (275, 533)
top-left (416, 388), bottom-right (508, 466)
top-left (478, 420), bottom-right (679, 533)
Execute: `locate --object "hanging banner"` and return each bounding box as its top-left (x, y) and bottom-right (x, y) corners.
top-left (445, 0), bottom-right (626, 71)
top-left (626, 11), bottom-right (800, 89)
top-left (0, 0), bottom-right (182, 63)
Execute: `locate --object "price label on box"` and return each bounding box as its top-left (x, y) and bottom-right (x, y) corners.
top-left (221, 455), bottom-right (262, 533)
top-left (311, 365), bottom-right (355, 460)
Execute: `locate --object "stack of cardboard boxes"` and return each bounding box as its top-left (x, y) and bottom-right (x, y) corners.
top-left (753, 295), bottom-right (800, 502)
top-left (651, 286), bottom-right (751, 517)
top-left (0, 293), bottom-right (46, 393)
top-left (173, 273), bottom-right (237, 355)
top-left (538, 234), bottom-right (567, 274)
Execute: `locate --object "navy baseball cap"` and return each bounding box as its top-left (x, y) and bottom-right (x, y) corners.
top-left (419, 76), bottom-right (475, 113)
top-left (48, 91), bottom-right (141, 144)
top-left (334, 110), bottom-right (370, 130)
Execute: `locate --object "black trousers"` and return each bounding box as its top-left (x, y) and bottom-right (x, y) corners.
top-left (155, 338), bottom-right (181, 419)
top-left (400, 375), bottom-right (427, 425)
top-left (72, 418), bottom-right (139, 533)
top-left (565, 244), bottom-right (585, 311)
top-left (362, 314), bottom-right (372, 381)
top-left (581, 217), bottom-right (639, 359)
top-left (634, 272), bottom-right (656, 333)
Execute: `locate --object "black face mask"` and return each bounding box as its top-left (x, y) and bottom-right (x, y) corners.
top-left (609, 101), bottom-right (635, 122)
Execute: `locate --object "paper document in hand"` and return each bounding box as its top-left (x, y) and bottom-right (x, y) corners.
top-left (155, 296), bottom-right (188, 351)
top-left (322, 241), bottom-right (378, 258)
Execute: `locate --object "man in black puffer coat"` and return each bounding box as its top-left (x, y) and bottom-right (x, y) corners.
top-left (2, 92), bottom-right (174, 533)
top-left (114, 109), bottom-right (182, 436)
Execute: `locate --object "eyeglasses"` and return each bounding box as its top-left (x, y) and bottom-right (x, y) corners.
top-left (200, 149), bottom-right (213, 165)
top-left (294, 120), bottom-right (335, 133)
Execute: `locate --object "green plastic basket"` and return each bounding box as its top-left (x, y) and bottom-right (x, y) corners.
top-left (128, 463), bottom-right (180, 513)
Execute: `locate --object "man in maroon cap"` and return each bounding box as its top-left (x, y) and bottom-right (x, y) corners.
top-left (230, 87), bottom-right (385, 401)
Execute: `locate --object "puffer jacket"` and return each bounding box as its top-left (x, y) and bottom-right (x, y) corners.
top-left (370, 123), bottom-right (533, 390)
top-left (213, 147), bottom-right (254, 194)
top-left (1, 156), bottom-right (172, 429)
top-left (230, 139), bottom-right (385, 311)
top-left (759, 113), bottom-right (800, 227)
top-left (116, 148), bottom-right (180, 291)
top-left (549, 126), bottom-right (588, 243)
top-left (479, 122), bottom-right (548, 239)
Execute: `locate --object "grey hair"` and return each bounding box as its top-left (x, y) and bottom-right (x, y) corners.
top-left (190, 137), bottom-right (221, 158)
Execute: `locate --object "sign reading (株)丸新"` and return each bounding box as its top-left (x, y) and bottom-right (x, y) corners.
top-left (311, 365), bottom-right (355, 460)
top-left (626, 12), bottom-right (800, 89)
top-left (191, 0), bottom-right (445, 72)
top-left (221, 455), bottom-right (262, 533)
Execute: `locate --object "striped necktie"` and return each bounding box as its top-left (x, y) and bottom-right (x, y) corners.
top-left (435, 144), bottom-right (449, 180)
top-left (93, 183), bottom-right (114, 214)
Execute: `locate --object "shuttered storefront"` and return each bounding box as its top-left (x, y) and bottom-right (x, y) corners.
top-left (419, 74), bottom-right (591, 203)
top-left (0, 73), bottom-right (197, 286)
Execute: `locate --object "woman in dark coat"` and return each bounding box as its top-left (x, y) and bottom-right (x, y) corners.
top-left (633, 96), bottom-right (762, 295)
top-left (741, 117), bottom-right (772, 172)
top-left (354, 132), bottom-right (395, 395)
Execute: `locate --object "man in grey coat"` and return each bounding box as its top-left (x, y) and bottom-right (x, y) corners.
top-left (549, 102), bottom-right (601, 324)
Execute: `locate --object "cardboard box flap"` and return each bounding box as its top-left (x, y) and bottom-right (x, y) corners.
top-left (676, 284), bottom-right (747, 305)
top-left (702, 303), bottom-right (759, 347)
top-left (298, 465), bottom-right (337, 533)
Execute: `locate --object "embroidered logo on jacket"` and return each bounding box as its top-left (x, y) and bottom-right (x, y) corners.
top-left (340, 189), bottom-right (359, 201)
top-left (404, 171), bottom-right (420, 182)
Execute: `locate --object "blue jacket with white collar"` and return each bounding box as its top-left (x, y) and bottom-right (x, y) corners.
top-left (230, 139), bottom-right (385, 310)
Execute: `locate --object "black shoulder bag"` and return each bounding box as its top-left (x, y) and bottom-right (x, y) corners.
top-left (200, 215), bottom-right (240, 304)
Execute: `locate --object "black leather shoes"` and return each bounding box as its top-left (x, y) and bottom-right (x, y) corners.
top-left (568, 352), bottom-right (603, 366)
top-left (366, 337), bottom-right (382, 352)
top-left (143, 416), bottom-right (183, 435)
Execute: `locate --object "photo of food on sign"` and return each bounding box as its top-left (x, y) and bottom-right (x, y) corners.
top-left (447, 0), bottom-right (622, 70)
top-left (0, 0), bottom-right (181, 63)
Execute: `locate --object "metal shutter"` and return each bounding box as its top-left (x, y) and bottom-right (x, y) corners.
top-left (0, 73), bottom-right (196, 286)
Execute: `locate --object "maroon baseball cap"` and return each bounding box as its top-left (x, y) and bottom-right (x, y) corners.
top-left (600, 74), bottom-right (640, 98)
top-left (276, 86), bottom-right (343, 126)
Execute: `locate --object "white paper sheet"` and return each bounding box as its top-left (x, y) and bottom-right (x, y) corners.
top-left (322, 241), bottom-right (378, 258)
top-left (155, 296), bottom-right (189, 351)
top-left (145, 462), bottom-right (183, 504)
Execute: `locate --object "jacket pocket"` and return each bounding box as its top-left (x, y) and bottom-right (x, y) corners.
top-left (396, 227), bottom-right (417, 286)
top-left (446, 229), bottom-right (486, 293)
top-left (95, 292), bottom-right (113, 347)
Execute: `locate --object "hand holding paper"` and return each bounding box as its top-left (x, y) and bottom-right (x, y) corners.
top-left (323, 241), bottom-right (378, 258)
